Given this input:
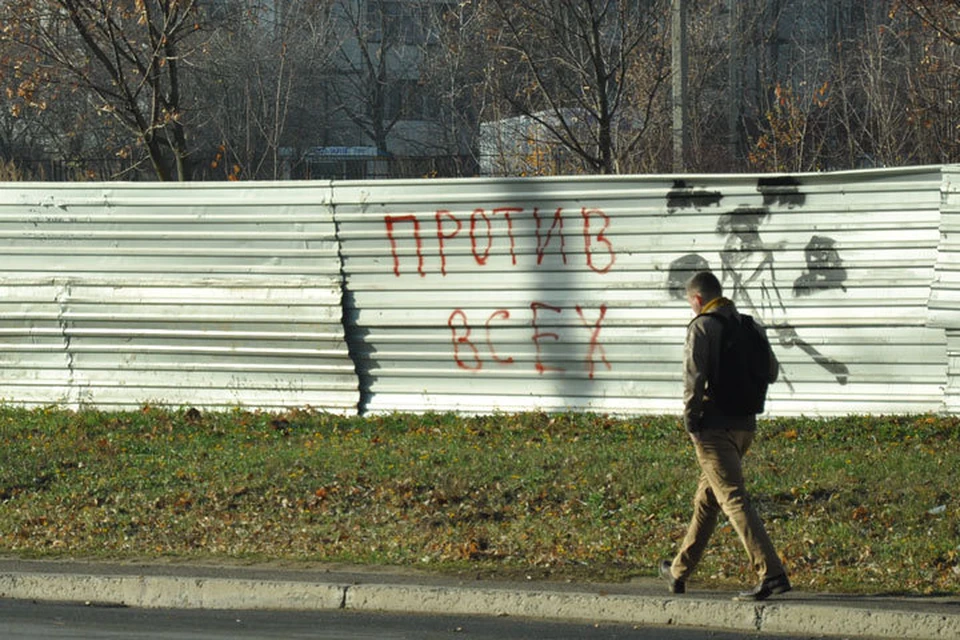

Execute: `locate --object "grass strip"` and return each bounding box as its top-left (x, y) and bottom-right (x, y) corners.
top-left (0, 407), bottom-right (956, 595)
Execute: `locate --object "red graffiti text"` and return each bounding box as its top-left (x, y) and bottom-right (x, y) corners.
top-left (447, 303), bottom-right (611, 378)
top-left (384, 206), bottom-right (616, 277)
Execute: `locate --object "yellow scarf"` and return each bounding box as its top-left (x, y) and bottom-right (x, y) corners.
top-left (700, 296), bottom-right (733, 315)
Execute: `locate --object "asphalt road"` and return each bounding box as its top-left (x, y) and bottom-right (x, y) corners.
top-left (0, 599), bottom-right (844, 640)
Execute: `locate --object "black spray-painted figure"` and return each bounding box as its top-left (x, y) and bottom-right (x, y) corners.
top-left (716, 208), bottom-right (848, 386)
top-left (794, 235), bottom-right (847, 296)
top-left (665, 177), bottom-right (849, 387)
top-left (666, 253), bottom-right (711, 300)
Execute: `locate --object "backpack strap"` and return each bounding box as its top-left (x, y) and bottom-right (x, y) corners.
top-left (695, 310), bottom-right (735, 335)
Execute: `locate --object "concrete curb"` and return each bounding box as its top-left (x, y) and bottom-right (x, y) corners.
top-left (0, 572), bottom-right (345, 611)
top-left (346, 583), bottom-right (758, 631)
top-left (345, 584), bottom-right (960, 638)
top-left (0, 571), bottom-right (958, 639)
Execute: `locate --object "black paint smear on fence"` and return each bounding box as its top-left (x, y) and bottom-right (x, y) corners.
top-left (667, 180), bottom-right (723, 211)
top-left (757, 176), bottom-right (805, 208)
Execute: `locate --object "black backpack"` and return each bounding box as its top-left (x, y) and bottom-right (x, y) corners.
top-left (702, 312), bottom-right (773, 416)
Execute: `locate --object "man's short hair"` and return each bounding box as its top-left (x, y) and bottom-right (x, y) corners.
top-left (686, 270), bottom-right (723, 301)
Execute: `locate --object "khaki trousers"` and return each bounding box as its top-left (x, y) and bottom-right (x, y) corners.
top-left (671, 428), bottom-right (784, 582)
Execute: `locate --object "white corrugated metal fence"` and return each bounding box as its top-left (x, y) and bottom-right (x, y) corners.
top-left (337, 168), bottom-right (946, 416)
top-left (0, 184), bottom-right (356, 411)
top-left (0, 166), bottom-right (956, 415)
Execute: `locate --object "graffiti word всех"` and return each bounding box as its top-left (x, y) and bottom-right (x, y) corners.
top-left (448, 303), bottom-right (610, 378)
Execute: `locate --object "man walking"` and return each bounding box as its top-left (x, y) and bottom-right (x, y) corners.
top-left (660, 270), bottom-right (791, 601)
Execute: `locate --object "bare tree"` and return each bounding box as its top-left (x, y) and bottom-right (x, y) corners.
top-left (0, 0), bottom-right (205, 181)
top-left (889, 0), bottom-right (960, 163)
top-left (326, 0), bottom-right (424, 155)
top-left (671, 0), bottom-right (732, 171)
top-left (3, 0), bottom-right (957, 180)
top-left (407, 0), bottom-right (488, 174)
top-left (893, 0), bottom-right (960, 45)
top-left (846, 13), bottom-right (914, 166)
top-left (197, 0), bottom-right (339, 180)
top-left (810, 1), bottom-right (960, 168)
top-left (485, 0), bottom-right (671, 174)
